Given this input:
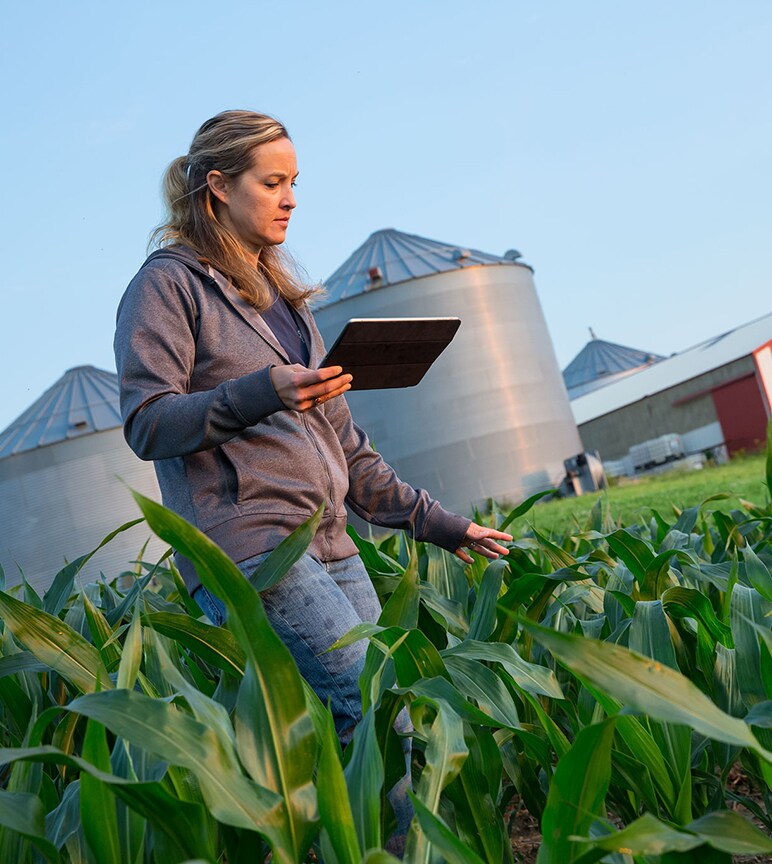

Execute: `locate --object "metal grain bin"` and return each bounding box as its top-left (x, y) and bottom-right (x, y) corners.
top-left (0, 366), bottom-right (166, 594)
top-left (314, 229), bottom-right (583, 515)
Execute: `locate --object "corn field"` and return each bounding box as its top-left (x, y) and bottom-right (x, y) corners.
top-left (1, 444), bottom-right (772, 862)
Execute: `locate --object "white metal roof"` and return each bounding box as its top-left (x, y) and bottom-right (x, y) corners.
top-left (0, 366), bottom-right (123, 459)
top-left (571, 312), bottom-right (772, 425)
top-left (321, 228), bottom-right (523, 306)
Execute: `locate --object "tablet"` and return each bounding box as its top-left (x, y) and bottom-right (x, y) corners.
top-left (320, 317), bottom-right (461, 389)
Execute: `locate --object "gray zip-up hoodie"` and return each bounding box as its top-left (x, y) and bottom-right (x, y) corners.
top-left (114, 246), bottom-right (470, 590)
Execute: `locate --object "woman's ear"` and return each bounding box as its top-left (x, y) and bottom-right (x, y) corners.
top-left (207, 170), bottom-right (230, 204)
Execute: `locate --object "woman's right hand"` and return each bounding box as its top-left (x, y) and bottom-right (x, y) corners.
top-left (270, 365), bottom-right (353, 411)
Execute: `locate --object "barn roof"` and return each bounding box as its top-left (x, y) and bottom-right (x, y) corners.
top-left (321, 228), bottom-right (523, 306)
top-left (571, 313), bottom-right (772, 425)
top-left (0, 366), bottom-right (123, 459)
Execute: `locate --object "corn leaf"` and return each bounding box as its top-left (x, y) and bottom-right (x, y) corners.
top-left (743, 544), bottom-right (772, 602)
top-left (499, 490), bottom-right (555, 531)
top-left (116, 603), bottom-right (143, 691)
top-left (316, 708), bottom-right (361, 864)
top-left (65, 689), bottom-right (283, 832)
top-left (80, 719), bottom-right (121, 864)
top-left (519, 617), bottom-right (772, 761)
top-left (0, 592), bottom-right (112, 693)
top-left (344, 708), bottom-right (384, 853)
top-left (0, 789), bottom-right (57, 862)
top-left (144, 611), bottom-right (245, 676)
top-left (131, 491), bottom-right (319, 862)
top-left (246, 504), bottom-right (324, 591)
top-left (444, 640), bottom-right (564, 699)
top-left (536, 719), bottom-right (616, 864)
top-left (466, 559), bottom-right (506, 642)
top-left (407, 700), bottom-right (467, 864)
top-left (378, 544), bottom-right (420, 629)
top-left (408, 793), bottom-right (486, 864)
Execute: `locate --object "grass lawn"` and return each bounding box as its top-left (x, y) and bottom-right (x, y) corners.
top-left (518, 453), bottom-right (769, 537)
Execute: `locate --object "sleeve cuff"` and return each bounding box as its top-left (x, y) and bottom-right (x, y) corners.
top-left (226, 367), bottom-right (286, 426)
top-left (420, 504), bottom-right (471, 553)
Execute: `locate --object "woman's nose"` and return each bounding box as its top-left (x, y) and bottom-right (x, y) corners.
top-left (282, 187), bottom-right (296, 210)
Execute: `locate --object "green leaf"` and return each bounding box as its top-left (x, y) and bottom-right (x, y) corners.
top-left (743, 544), bottom-right (772, 602)
top-left (629, 600), bottom-right (678, 669)
top-left (116, 603), bottom-right (143, 691)
top-left (499, 489), bottom-right (555, 531)
top-left (42, 556), bottom-right (86, 616)
top-left (444, 656), bottom-right (520, 728)
top-left (407, 676), bottom-right (516, 729)
top-left (0, 591), bottom-right (112, 693)
top-left (606, 529), bottom-right (654, 583)
top-left (0, 745), bottom-right (215, 861)
top-left (316, 708), bottom-right (361, 864)
top-left (65, 689), bottom-right (284, 833)
top-left (571, 811), bottom-right (701, 856)
top-left (536, 720), bottom-right (616, 864)
top-left (441, 726), bottom-right (506, 863)
top-left (687, 809), bottom-right (772, 854)
top-left (573, 809), bottom-right (772, 857)
top-left (640, 549), bottom-right (681, 600)
top-left (375, 627), bottom-right (451, 687)
top-left (444, 640), bottom-right (564, 699)
top-left (80, 719), bottom-right (121, 864)
top-left (408, 792), bottom-right (486, 864)
top-left (131, 490), bottom-right (319, 862)
top-left (344, 708), bottom-right (384, 853)
top-left (0, 789), bottom-right (57, 862)
top-left (407, 701), bottom-right (468, 864)
top-left (247, 504), bottom-right (325, 591)
top-left (466, 560), bottom-right (505, 642)
top-left (144, 611), bottom-right (245, 676)
top-left (662, 587), bottom-right (733, 648)
top-left (82, 590), bottom-right (122, 669)
top-left (378, 543), bottom-right (420, 629)
top-left (425, 544), bottom-right (467, 606)
top-left (518, 617), bottom-right (772, 761)
top-left (730, 584), bottom-right (767, 707)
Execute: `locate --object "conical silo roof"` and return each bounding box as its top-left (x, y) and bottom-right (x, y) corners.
top-left (0, 366), bottom-right (123, 459)
top-left (563, 338), bottom-right (664, 400)
top-left (321, 228), bottom-right (520, 306)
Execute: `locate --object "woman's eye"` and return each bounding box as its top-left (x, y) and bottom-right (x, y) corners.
top-left (291, 181), bottom-right (297, 188)
top-left (265, 182), bottom-right (278, 189)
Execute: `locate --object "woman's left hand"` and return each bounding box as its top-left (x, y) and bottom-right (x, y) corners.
top-left (454, 524), bottom-right (513, 565)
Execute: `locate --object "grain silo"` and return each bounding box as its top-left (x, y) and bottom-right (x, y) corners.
top-left (0, 366), bottom-right (166, 594)
top-left (314, 228), bottom-right (583, 514)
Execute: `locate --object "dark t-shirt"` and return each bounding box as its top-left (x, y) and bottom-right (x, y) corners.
top-left (261, 294), bottom-right (310, 366)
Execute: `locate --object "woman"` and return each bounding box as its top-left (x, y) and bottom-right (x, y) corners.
top-left (114, 110), bottom-right (511, 743)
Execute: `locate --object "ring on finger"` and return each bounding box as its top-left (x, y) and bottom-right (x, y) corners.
top-left (315, 396), bottom-right (324, 405)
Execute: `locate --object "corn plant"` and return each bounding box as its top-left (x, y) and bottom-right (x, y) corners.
top-left (0, 437), bottom-right (772, 861)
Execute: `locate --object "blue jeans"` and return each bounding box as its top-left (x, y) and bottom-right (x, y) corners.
top-left (193, 551), bottom-right (382, 742)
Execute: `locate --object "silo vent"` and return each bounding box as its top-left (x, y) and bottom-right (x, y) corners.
top-left (452, 248), bottom-right (471, 261)
top-left (367, 266), bottom-right (383, 282)
top-left (503, 249), bottom-right (522, 261)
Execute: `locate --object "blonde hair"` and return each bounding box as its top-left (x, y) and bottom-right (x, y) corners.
top-left (151, 110), bottom-right (318, 310)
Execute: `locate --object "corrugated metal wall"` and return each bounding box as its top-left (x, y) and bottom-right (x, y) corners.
top-left (0, 429), bottom-right (167, 594)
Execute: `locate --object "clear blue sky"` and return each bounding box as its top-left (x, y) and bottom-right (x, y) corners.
top-left (1, 0), bottom-right (770, 432)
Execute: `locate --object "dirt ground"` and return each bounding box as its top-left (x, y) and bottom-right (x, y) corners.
top-left (506, 777), bottom-right (772, 864)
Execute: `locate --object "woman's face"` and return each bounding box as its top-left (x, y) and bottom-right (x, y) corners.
top-left (209, 137), bottom-right (298, 255)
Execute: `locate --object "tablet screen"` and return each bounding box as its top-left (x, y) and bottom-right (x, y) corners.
top-left (321, 317), bottom-right (461, 389)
